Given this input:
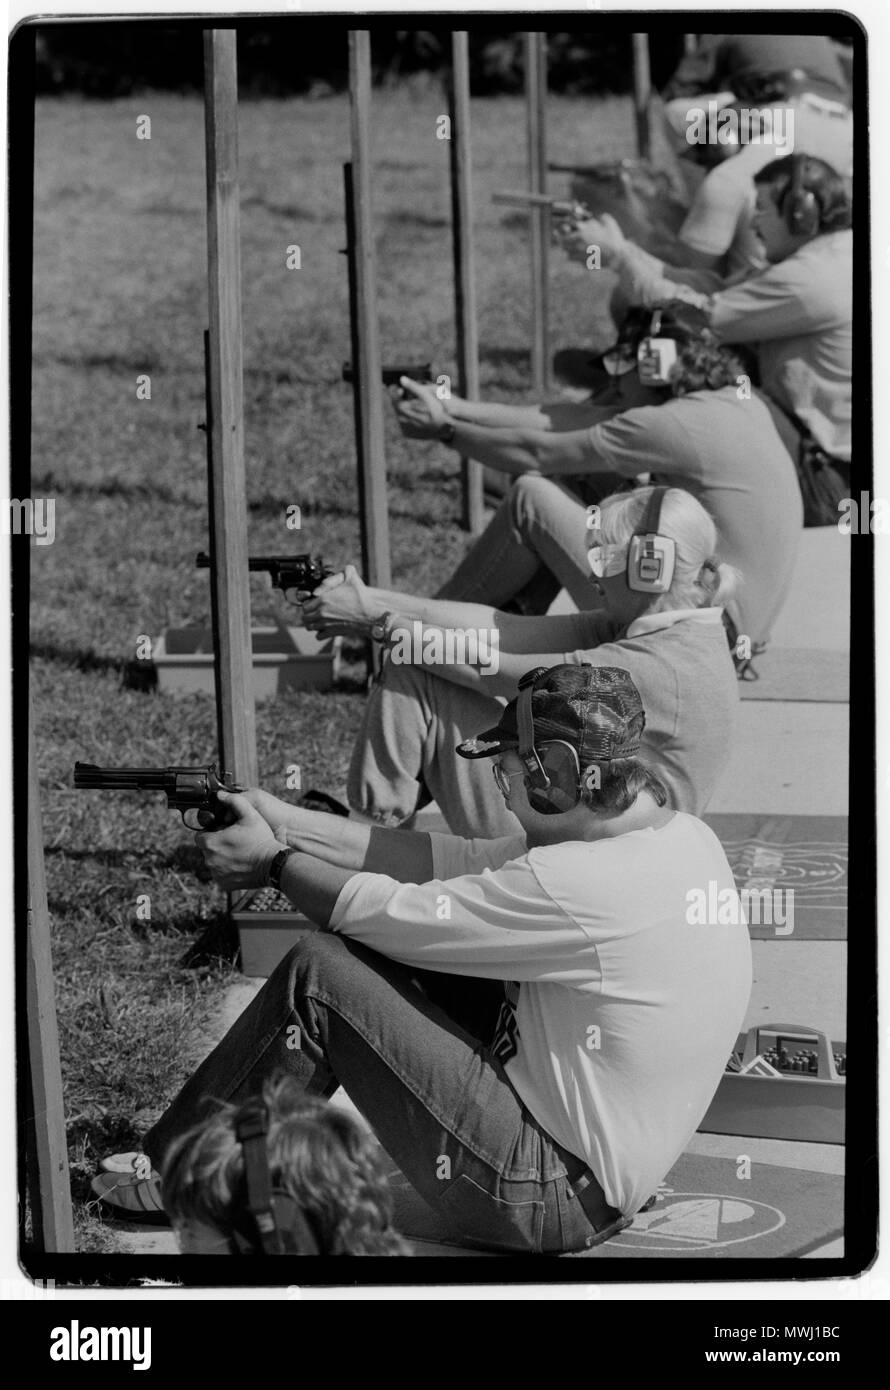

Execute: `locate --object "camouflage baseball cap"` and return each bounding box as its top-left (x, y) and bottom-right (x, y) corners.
top-left (457, 664), bottom-right (646, 765)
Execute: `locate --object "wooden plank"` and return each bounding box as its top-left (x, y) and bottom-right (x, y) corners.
top-left (524, 32), bottom-right (549, 394)
top-left (632, 32), bottom-right (653, 160)
top-left (26, 712), bottom-right (75, 1252)
top-left (347, 30), bottom-right (391, 589)
top-left (448, 31), bottom-right (484, 534)
top-left (203, 28), bottom-right (258, 787)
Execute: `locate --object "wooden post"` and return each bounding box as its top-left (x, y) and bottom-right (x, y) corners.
top-left (632, 33), bottom-right (653, 160)
top-left (448, 32), bottom-right (483, 534)
top-left (26, 712), bottom-right (75, 1252)
top-left (203, 28), bottom-right (258, 787)
top-left (525, 31), bottom-right (549, 394)
top-left (347, 30), bottom-right (391, 589)
top-left (683, 34), bottom-right (698, 57)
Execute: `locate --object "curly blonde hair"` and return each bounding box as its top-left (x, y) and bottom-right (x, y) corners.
top-left (161, 1073), bottom-right (410, 1256)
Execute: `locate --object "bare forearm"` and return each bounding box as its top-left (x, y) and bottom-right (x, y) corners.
top-left (448, 420), bottom-right (545, 473)
top-left (447, 397), bottom-right (553, 429)
top-left (276, 811), bottom-right (433, 882)
top-left (370, 589), bottom-right (499, 632)
top-left (381, 611), bottom-right (608, 698)
top-left (278, 851), bottom-right (355, 928)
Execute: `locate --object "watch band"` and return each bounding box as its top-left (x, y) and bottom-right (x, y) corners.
top-left (438, 421), bottom-right (457, 446)
top-left (370, 610), bottom-right (394, 643)
top-left (267, 847), bottom-right (295, 891)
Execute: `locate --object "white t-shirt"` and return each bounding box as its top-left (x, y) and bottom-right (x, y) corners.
top-left (329, 813), bottom-right (752, 1215)
top-left (679, 100), bottom-right (853, 277)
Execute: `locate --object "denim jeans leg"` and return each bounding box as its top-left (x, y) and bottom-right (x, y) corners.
top-left (507, 474), bottom-right (611, 612)
top-left (144, 931), bottom-right (589, 1254)
top-left (434, 493), bottom-right (545, 605)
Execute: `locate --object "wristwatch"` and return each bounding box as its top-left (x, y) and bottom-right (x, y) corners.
top-left (370, 610), bottom-right (394, 643)
top-left (267, 847), bottom-right (296, 891)
top-left (437, 420), bottom-right (457, 446)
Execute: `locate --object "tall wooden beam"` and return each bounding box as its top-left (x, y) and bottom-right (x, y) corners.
top-left (203, 28), bottom-right (257, 787)
top-left (448, 32), bottom-right (483, 534)
top-left (525, 31), bottom-right (549, 394)
top-left (25, 711), bottom-right (75, 1252)
top-left (347, 29), bottom-right (391, 589)
top-left (632, 32), bottom-right (653, 160)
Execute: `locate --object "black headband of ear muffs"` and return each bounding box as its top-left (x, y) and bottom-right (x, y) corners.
top-left (516, 672), bottom-right (550, 791)
top-left (637, 485), bottom-right (668, 540)
top-left (234, 1104), bottom-right (322, 1256)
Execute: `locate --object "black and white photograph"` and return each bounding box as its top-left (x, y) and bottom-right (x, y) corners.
top-left (8, 6), bottom-right (878, 1316)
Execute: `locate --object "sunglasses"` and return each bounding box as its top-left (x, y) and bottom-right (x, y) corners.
top-left (493, 741), bottom-right (583, 812)
top-left (588, 542), bottom-right (628, 580)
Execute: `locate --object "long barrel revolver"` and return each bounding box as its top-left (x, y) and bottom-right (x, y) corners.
top-left (196, 553), bottom-right (331, 604)
top-left (73, 763), bottom-right (243, 830)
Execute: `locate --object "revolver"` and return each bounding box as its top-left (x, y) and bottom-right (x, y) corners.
top-left (196, 553), bottom-right (331, 604)
top-left (73, 762), bottom-right (243, 830)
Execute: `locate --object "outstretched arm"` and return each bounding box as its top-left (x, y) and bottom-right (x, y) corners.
top-left (394, 377), bottom-right (596, 474)
top-left (240, 792), bottom-right (435, 882)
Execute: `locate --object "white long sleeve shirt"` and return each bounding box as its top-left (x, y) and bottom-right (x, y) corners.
top-left (329, 813), bottom-right (752, 1214)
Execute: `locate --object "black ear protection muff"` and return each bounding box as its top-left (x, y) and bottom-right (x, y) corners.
top-left (627, 486), bottom-right (676, 593)
top-left (781, 155), bottom-right (821, 237)
top-left (231, 1103), bottom-right (322, 1256)
top-left (514, 670), bottom-right (586, 815)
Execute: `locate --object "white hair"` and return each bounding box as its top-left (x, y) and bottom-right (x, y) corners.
top-left (596, 485), bottom-right (740, 613)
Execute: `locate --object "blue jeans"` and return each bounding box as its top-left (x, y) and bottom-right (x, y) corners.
top-left (145, 931), bottom-right (618, 1254)
top-left (434, 473), bottom-right (609, 612)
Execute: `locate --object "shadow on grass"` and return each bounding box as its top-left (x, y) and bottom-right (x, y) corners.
top-left (30, 640), bottom-right (158, 691)
top-left (31, 473), bottom-right (193, 507)
top-left (382, 210), bottom-right (448, 230)
top-left (479, 344), bottom-right (531, 375)
top-left (179, 909), bottom-right (240, 969)
top-left (46, 843), bottom-right (208, 875)
top-left (241, 195), bottom-right (320, 221)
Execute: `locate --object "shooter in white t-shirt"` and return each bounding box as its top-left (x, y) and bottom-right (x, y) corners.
top-left (100, 664), bottom-right (752, 1255)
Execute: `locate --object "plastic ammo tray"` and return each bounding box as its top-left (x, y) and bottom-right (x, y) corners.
top-left (699, 1023), bottom-right (846, 1144)
top-left (231, 886), bottom-right (313, 977)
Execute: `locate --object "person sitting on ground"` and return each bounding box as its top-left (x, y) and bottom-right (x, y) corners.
top-left (160, 1074), bottom-right (410, 1255)
top-left (393, 300), bottom-right (803, 648)
top-left (94, 665), bottom-right (753, 1256)
top-left (299, 485), bottom-right (739, 837)
top-left (559, 155), bottom-right (852, 473)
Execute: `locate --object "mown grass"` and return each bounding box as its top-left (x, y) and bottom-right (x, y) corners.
top-left (31, 87), bottom-right (630, 1250)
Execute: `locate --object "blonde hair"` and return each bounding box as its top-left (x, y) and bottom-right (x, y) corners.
top-left (595, 485), bottom-right (739, 614)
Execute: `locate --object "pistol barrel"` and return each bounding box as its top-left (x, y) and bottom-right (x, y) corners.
top-left (73, 763), bottom-right (174, 791)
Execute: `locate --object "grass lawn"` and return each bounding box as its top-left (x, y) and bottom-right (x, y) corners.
top-left (30, 86), bottom-right (632, 1250)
